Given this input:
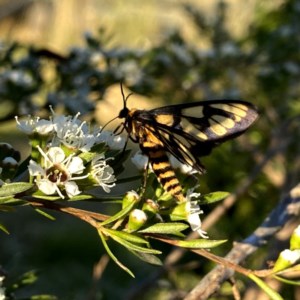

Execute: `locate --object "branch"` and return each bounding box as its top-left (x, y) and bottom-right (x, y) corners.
top-left (184, 183), bottom-right (300, 300)
top-left (27, 198), bottom-right (109, 228)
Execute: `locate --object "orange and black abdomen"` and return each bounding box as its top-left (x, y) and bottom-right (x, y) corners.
top-left (139, 128), bottom-right (185, 202)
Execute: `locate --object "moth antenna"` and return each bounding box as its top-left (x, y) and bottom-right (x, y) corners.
top-left (120, 81), bottom-right (133, 108)
top-left (100, 115), bottom-right (119, 132)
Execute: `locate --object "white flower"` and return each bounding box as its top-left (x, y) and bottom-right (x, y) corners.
top-left (15, 116), bottom-right (54, 135)
top-left (29, 146), bottom-right (87, 199)
top-left (0, 275), bottom-right (6, 300)
top-left (0, 287), bottom-right (5, 300)
top-left (52, 112), bottom-right (97, 152)
top-left (131, 151), bottom-right (149, 170)
top-left (186, 189), bottom-right (208, 239)
top-left (90, 154), bottom-right (116, 192)
top-left (97, 131), bottom-right (126, 150)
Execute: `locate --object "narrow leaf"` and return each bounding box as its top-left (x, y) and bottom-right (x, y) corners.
top-left (248, 274), bottom-right (283, 300)
top-left (129, 250), bottom-right (163, 266)
top-left (105, 229), bottom-right (149, 245)
top-left (174, 239), bottom-right (227, 249)
top-left (0, 196), bottom-right (25, 205)
top-left (67, 194), bottom-right (94, 201)
top-left (153, 237), bottom-right (227, 249)
top-left (30, 295), bottom-right (58, 300)
top-left (98, 230), bottom-right (135, 277)
top-left (101, 201), bottom-right (136, 226)
top-left (0, 196), bottom-right (14, 204)
top-left (0, 182), bottom-right (33, 197)
top-left (273, 275), bottom-right (300, 286)
top-left (0, 222), bottom-right (9, 234)
top-left (139, 222), bottom-right (189, 236)
top-left (34, 208), bottom-right (56, 221)
top-left (200, 191), bottom-right (230, 205)
top-left (108, 232), bottom-right (161, 254)
top-left (32, 193), bottom-right (62, 201)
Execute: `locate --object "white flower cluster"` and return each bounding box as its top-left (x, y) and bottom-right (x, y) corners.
top-left (0, 276), bottom-right (5, 300)
top-left (16, 110), bottom-right (125, 199)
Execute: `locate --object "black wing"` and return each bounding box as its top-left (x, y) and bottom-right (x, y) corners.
top-left (141, 100), bottom-right (258, 173)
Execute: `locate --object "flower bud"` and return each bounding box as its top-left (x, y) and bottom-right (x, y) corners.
top-left (142, 199), bottom-right (159, 218)
top-left (273, 249), bottom-right (300, 272)
top-left (122, 191), bottom-right (140, 209)
top-left (126, 209), bottom-right (147, 232)
top-left (290, 225), bottom-right (300, 250)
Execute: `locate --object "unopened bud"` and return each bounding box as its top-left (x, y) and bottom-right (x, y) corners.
top-left (122, 191), bottom-right (140, 209)
top-left (273, 249), bottom-right (300, 272)
top-left (290, 225), bottom-right (300, 250)
top-left (126, 209), bottom-right (147, 232)
top-left (142, 199), bottom-right (159, 218)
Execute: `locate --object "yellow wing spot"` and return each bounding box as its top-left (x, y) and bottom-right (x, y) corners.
top-left (214, 115), bottom-right (236, 129)
top-left (155, 114), bottom-right (175, 126)
top-left (180, 119), bottom-right (208, 140)
top-left (211, 104), bottom-right (248, 118)
top-left (210, 122), bottom-right (228, 136)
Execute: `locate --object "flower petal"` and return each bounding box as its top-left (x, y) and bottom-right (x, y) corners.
top-left (65, 181), bottom-right (81, 198)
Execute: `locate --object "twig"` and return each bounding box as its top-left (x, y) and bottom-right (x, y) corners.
top-left (27, 198), bottom-right (109, 228)
top-left (184, 183), bottom-right (300, 300)
top-left (125, 123), bottom-right (290, 300)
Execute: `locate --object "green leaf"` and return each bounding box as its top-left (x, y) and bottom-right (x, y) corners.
top-left (0, 196), bottom-right (26, 205)
top-left (199, 191), bottom-right (230, 205)
top-left (98, 230), bottom-right (135, 277)
top-left (32, 193), bottom-right (62, 201)
top-left (105, 229), bottom-right (161, 254)
top-left (273, 264), bottom-right (300, 285)
top-left (106, 229), bottom-right (149, 245)
top-left (273, 275), bottom-right (300, 286)
top-left (139, 222), bottom-right (189, 236)
top-left (129, 250), bottom-right (163, 266)
top-left (100, 200), bottom-right (136, 226)
top-left (67, 193), bottom-right (94, 201)
top-left (171, 239), bottom-right (227, 249)
top-left (34, 208), bottom-right (56, 221)
top-left (0, 182), bottom-right (33, 197)
top-left (0, 196), bottom-right (14, 204)
top-left (0, 222), bottom-right (9, 234)
top-left (11, 270), bottom-right (39, 290)
top-left (248, 274), bottom-right (284, 300)
top-left (30, 295), bottom-right (58, 300)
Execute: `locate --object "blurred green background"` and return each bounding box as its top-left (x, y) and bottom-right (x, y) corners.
top-left (0, 0), bottom-right (299, 299)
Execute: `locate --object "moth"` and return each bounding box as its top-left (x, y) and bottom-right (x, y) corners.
top-left (113, 87), bottom-right (258, 203)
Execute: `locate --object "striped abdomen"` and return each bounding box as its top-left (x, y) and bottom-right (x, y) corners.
top-left (140, 131), bottom-right (185, 203)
